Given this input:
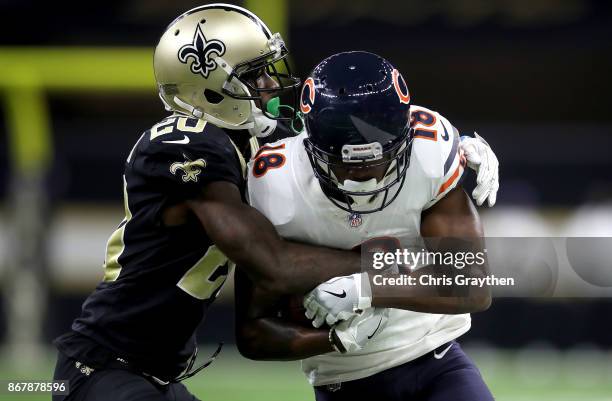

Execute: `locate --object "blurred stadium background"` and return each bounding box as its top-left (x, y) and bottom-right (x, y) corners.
top-left (1, 0), bottom-right (611, 400)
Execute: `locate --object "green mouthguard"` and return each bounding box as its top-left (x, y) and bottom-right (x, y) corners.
top-left (266, 97), bottom-right (281, 118)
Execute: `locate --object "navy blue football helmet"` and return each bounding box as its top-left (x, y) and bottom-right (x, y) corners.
top-left (301, 51), bottom-right (413, 214)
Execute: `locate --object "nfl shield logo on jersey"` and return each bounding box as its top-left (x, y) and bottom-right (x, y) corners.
top-left (348, 213), bottom-right (363, 228)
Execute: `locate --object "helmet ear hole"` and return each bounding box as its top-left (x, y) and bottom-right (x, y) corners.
top-left (204, 89), bottom-right (224, 104)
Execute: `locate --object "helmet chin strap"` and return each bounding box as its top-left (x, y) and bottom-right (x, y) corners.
top-left (171, 95), bottom-right (250, 129)
top-left (158, 92), bottom-right (174, 112)
top-left (172, 94), bottom-right (278, 137)
top-left (248, 102), bottom-right (277, 138)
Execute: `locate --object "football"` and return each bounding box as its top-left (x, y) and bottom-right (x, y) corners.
top-left (279, 295), bottom-right (315, 327)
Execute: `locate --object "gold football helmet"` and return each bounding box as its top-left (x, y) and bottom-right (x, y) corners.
top-left (154, 3), bottom-right (300, 136)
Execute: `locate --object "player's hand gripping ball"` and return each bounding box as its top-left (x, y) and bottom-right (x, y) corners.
top-left (303, 273), bottom-right (372, 328)
top-left (330, 307), bottom-right (389, 353)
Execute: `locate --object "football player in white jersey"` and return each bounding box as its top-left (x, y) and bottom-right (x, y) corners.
top-left (236, 51), bottom-right (495, 401)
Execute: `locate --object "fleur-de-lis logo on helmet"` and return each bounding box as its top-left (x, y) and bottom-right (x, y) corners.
top-left (170, 157), bottom-right (207, 183)
top-left (178, 24), bottom-right (226, 78)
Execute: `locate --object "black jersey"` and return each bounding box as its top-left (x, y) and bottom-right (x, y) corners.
top-left (55, 115), bottom-right (245, 380)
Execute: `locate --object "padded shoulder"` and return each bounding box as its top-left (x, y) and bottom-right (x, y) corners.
top-left (410, 105), bottom-right (460, 179)
top-left (410, 105), bottom-right (465, 208)
top-left (127, 116), bottom-right (244, 199)
top-left (246, 134), bottom-right (304, 227)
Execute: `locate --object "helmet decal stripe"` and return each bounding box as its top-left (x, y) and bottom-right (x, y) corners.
top-left (300, 77), bottom-right (315, 114)
top-left (392, 69), bottom-right (410, 104)
top-left (175, 3), bottom-right (272, 38)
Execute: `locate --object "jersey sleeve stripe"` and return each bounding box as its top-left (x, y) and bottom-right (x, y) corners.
top-left (437, 160), bottom-right (462, 195)
top-left (443, 125), bottom-right (460, 175)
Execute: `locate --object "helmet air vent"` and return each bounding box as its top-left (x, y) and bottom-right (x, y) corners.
top-left (204, 89), bottom-right (224, 104)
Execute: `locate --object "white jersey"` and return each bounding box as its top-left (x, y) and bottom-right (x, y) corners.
top-left (247, 105), bottom-right (470, 386)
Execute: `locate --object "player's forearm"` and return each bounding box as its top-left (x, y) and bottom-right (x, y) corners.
top-left (218, 225), bottom-right (361, 295)
top-left (275, 240), bottom-right (361, 294)
top-left (235, 269), bottom-right (334, 360)
top-left (236, 318), bottom-right (332, 361)
top-left (191, 181), bottom-right (361, 295)
top-left (371, 187), bottom-right (490, 313)
top-left (232, 214), bottom-right (362, 294)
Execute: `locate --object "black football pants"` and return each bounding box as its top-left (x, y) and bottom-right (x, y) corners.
top-left (52, 351), bottom-right (200, 401)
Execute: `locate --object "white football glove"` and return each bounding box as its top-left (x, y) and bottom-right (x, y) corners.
top-left (459, 132), bottom-right (499, 207)
top-left (330, 307), bottom-right (389, 353)
top-left (303, 273), bottom-right (372, 328)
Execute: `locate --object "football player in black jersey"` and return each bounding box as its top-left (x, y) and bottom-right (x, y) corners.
top-left (52, 5), bottom-right (368, 401)
top-left (52, 4), bottom-right (500, 401)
